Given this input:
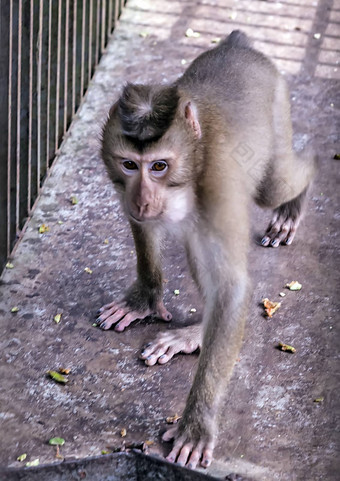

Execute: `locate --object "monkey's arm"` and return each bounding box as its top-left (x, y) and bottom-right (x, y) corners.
top-left (97, 222), bottom-right (172, 331)
top-left (164, 194), bottom-right (250, 468)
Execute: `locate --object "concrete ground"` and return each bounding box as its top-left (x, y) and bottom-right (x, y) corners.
top-left (0, 0), bottom-right (339, 480)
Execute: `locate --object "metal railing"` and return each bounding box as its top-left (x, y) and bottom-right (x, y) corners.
top-left (0, 0), bottom-right (126, 273)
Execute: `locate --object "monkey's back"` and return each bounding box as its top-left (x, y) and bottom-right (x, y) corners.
top-left (177, 33), bottom-right (281, 117)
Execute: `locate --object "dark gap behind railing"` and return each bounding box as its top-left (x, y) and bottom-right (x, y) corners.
top-left (0, 0), bottom-right (126, 273)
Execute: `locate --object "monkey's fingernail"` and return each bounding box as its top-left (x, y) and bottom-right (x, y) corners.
top-left (271, 239), bottom-right (279, 247)
top-left (187, 463), bottom-right (193, 469)
top-left (96, 309), bottom-right (102, 315)
top-left (286, 237), bottom-right (293, 245)
top-left (159, 354), bottom-right (166, 359)
top-left (202, 459), bottom-right (210, 466)
top-left (261, 237), bottom-right (269, 246)
top-left (145, 342), bottom-right (152, 348)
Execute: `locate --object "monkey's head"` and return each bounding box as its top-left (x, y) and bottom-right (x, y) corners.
top-left (101, 83), bottom-right (202, 224)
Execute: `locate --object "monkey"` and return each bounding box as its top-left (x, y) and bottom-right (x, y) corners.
top-left (98, 30), bottom-right (315, 469)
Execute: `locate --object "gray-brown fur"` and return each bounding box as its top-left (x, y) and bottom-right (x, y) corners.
top-left (99, 30), bottom-right (315, 468)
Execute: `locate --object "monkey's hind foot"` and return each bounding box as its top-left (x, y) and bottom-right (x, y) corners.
top-left (261, 189), bottom-right (307, 248)
top-left (140, 324), bottom-right (201, 366)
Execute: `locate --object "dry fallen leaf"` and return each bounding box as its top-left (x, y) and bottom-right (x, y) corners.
top-left (174, 289), bottom-right (180, 295)
top-left (54, 313), bottom-right (62, 324)
top-left (314, 397), bottom-right (324, 403)
top-left (84, 267), bottom-right (93, 274)
top-left (6, 262), bottom-right (14, 269)
top-left (39, 224), bottom-right (50, 234)
top-left (70, 196), bottom-right (78, 205)
top-left (26, 459), bottom-right (39, 467)
top-left (17, 453), bottom-right (27, 462)
top-left (59, 367), bottom-right (71, 375)
top-left (278, 342), bottom-right (296, 353)
top-left (166, 413), bottom-right (182, 424)
top-left (286, 281), bottom-right (302, 291)
top-left (11, 306), bottom-right (19, 313)
top-left (47, 370), bottom-right (69, 384)
top-left (262, 298), bottom-right (281, 317)
top-left (120, 428), bottom-right (127, 437)
top-left (185, 28), bottom-right (200, 38)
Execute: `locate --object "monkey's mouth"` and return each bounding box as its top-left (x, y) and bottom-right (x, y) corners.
top-left (129, 212), bottom-right (163, 223)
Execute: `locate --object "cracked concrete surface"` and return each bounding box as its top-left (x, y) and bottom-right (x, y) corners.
top-left (0, 1), bottom-right (339, 480)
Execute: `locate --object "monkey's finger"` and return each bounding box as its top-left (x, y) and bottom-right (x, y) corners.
top-left (139, 343), bottom-right (157, 360)
top-left (144, 345), bottom-right (168, 366)
top-left (115, 311), bottom-right (143, 332)
top-left (97, 306), bottom-right (124, 323)
top-left (98, 300), bottom-right (125, 314)
top-left (186, 442), bottom-right (204, 469)
top-left (285, 223), bottom-right (298, 245)
top-left (201, 441), bottom-right (214, 468)
top-left (261, 219), bottom-right (284, 247)
top-left (270, 221), bottom-right (291, 247)
top-left (165, 437), bottom-right (185, 463)
top-left (162, 426), bottom-right (177, 442)
top-left (158, 346), bottom-right (177, 364)
top-left (176, 443), bottom-right (194, 466)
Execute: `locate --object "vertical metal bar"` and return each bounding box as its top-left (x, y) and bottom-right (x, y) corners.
top-left (108, 0), bottom-right (113, 35)
top-left (80, 0), bottom-right (86, 97)
top-left (16, 0), bottom-right (23, 234)
top-left (37, 0), bottom-right (43, 194)
top-left (88, 0), bottom-right (93, 84)
top-left (114, 0), bottom-right (119, 27)
top-left (28, 0), bottom-right (34, 214)
top-left (46, 0), bottom-right (52, 170)
top-left (95, 0), bottom-right (100, 64)
top-left (64, 0), bottom-right (70, 134)
top-left (7, 0), bottom-right (13, 255)
top-left (55, 0), bottom-right (62, 152)
top-left (101, 0), bottom-right (106, 52)
top-left (72, 0), bottom-right (77, 116)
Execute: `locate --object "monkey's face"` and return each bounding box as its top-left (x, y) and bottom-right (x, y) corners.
top-left (113, 149), bottom-right (195, 224)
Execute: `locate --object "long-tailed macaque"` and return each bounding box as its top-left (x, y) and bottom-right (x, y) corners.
top-left (99, 31), bottom-right (315, 469)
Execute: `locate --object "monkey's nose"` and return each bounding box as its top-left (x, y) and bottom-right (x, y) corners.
top-left (137, 203), bottom-right (149, 217)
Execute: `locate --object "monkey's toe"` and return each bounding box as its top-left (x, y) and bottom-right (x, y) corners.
top-left (164, 431), bottom-right (214, 469)
top-left (262, 217), bottom-right (299, 247)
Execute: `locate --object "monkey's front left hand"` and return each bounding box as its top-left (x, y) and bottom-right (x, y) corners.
top-left (163, 413), bottom-right (216, 469)
top-left (96, 283), bottom-right (172, 332)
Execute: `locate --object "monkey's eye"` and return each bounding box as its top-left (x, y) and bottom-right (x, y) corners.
top-left (122, 160), bottom-right (138, 173)
top-left (150, 161), bottom-right (168, 173)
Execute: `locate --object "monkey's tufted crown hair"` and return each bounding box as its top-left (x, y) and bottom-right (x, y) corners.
top-left (118, 83), bottom-right (180, 143)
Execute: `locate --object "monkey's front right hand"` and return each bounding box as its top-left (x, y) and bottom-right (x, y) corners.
top-left (96, 283), bottom-right (172, 332)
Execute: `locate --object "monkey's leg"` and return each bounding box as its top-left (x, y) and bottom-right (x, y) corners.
top-left (139, 324), bottom-right (202, 366)
top-left (258, 77), bottom-right (315, 248)
top-left (97, 222), bottom-right (171, 331)
top-left (261, 187), bottom-right (307, 247)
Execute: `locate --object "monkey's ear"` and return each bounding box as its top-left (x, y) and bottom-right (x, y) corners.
top-left (184, 101), bottom-right (202, 139)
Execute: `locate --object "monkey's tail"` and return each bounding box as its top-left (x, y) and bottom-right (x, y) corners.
top-left (223, 30), bottom-right (252, 49)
